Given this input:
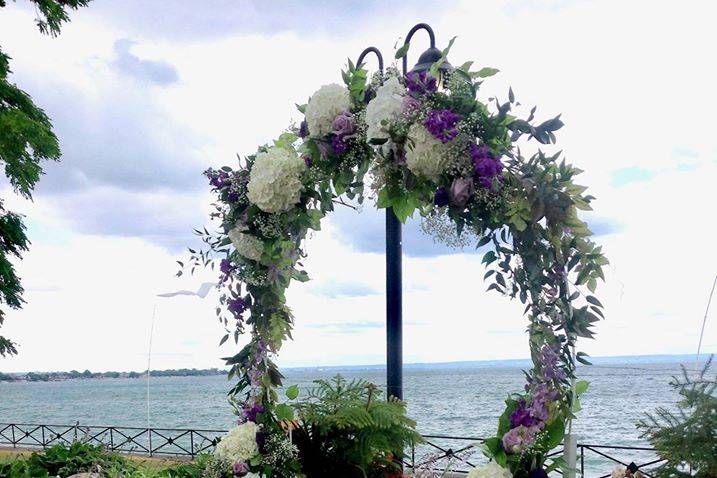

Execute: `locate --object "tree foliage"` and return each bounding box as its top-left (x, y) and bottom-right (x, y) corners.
top-left (0, 0), bottom-right (89, 356)
top-left (637, 356), bottom-right (717, 478)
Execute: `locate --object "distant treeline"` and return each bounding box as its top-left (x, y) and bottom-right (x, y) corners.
top-left (0, 368), bottom-right (226, 382)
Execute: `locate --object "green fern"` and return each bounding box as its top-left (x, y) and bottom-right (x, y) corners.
top-left (292, 375), bottom-right (422, 478)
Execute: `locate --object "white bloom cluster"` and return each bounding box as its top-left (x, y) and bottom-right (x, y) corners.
top-left (405, 123), bottom-right (450, 182)
top-left (365, 76), bottom-right (405, 146)
top-left (466, 462), bottom-right (513, 478)
top-left (247, 146), bottom-right (305, 213)
top-left (304, 83), bottom-right (351, 137)
top-left (214, 421), bottom-right (260, 464)
top-left (228, 226), bottom-right (264, 262)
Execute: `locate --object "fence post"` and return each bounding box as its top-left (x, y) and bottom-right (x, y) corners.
top-left (580, 445), bottom-right (585, 477)
top-left (11, 425), bottom-right (16, 448)
top-left (564, 433), bottom-right (578, 478)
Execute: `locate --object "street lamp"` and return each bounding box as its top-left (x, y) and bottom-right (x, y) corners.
top-left (354, 23), bottom-right (452, 403)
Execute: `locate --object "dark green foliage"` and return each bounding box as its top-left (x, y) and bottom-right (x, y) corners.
top-left (637, 356), bottom-right (717, 478)
top-left (292, 375), bottom-right (422, 478)
top-left (0, 0), bottom-right (89, 356)
top-left (0, 442), bottom-right (128, 477)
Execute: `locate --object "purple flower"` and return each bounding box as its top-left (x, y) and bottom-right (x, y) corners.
top-left (502, 425), bottom-right (538, 454)
top-left (208, 170), bottom-right (229, 189)
top-left (331, 111), bottom-right (355, 138)
top-left (298, 120), bottom-right (308, 139)
top-left (510, 399), bottom-right (538, 428)
top-left (433, 187), bottom-right (450, 207)
top-left (232, 461), bottom-right (250, 476)
top-left (530, 468), bottom-right (550, 478)
top-left (405, 70), bottom-right (437, 96)
top-left (331, 135), bottom-right (348, 155)
top-left (303, 155), bottom-right (313, 168)
top-left (449, 177), bottom-right (474, 207)
top-left (220, 258), bottom-right (233, 275)
top-left (401, 95), bottom-right (421, 114)
top-left (470, 143), bottom-right (504, 188)
top-left (228, 297), bottom-right (246, 319)
top-left (423, 109), bottom-right (461, 143)
top-left (256, 430), bottom-right (267, 454)
top-left (242, 403), bottom-right (265, 423)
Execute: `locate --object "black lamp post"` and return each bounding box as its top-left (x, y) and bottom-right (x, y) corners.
top-left (355, 23), bottom-right (451, 402)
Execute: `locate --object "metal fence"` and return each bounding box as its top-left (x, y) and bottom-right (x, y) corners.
top-left (0, 423), bottom-right (665, 477)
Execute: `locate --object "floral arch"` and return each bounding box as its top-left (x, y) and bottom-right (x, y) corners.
top-left (185, 34), bottom-right (607, 478)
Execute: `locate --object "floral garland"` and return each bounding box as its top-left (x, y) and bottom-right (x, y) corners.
top-left (185, 40), bottom-right (608, 478)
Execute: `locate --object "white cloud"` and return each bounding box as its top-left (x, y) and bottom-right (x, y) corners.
top-left (1, 0), bottom-right (715, 373)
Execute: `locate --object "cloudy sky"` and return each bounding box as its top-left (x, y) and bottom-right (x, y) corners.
top-left (0, 0), bottom-right (715, 373)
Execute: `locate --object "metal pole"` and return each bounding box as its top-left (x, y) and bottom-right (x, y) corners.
top-left (386, 208), bottom-right (403, 400)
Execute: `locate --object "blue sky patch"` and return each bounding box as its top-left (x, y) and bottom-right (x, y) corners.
top-left (610, 166), bottom-right (655, 187)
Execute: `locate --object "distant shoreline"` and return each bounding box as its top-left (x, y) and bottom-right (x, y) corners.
top-left (0, 368), bottom-right (226, 383)
top-left (1, 353), bottom-right (711, 383)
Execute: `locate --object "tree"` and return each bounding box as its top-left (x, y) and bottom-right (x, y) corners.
top-left (637, 356), bottom-right (717, 478)
top-left (0, 0), bottom-right (90, 357)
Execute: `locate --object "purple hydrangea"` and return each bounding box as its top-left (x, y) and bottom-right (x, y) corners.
top-left (242, 403), bottom-right (265, 423)
top-left (502, 425), bottom-right (539, 454)
top-left (220, 258), bottom-right (233, 275)
top-left (423, 109), bottom-right (461, 143)
top-left (298, 120), bottom-right (308, 139)
top-left (331, 135), bottom-right (348, 155)
top-left (232, 461), bottom-right (250, 476)
top-left (433, 187), bottom-right (450, 207)
top-left (228, 297), bottom-right (246, 319)
top-left (510, 399), bottom-right (538, 428)
top-left (405, 70), bottom-right (437, 96)
top-left (470, 143), bottom-right (504, 188)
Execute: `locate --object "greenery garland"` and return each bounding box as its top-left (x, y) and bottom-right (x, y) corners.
top-left (186, 39), bottom-right (608, 478)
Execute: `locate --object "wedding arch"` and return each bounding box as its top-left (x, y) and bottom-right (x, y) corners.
top-left (185, 23), bottom-right (607, 477)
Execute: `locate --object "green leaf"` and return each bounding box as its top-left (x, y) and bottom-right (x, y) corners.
top-left (544, 418), bottom-right (565, 450)
top-left (285, 384), bottom-right (299, 400)
top-left (575, 380), bottom-right (590, 396)
top-left (274, 403), bottom-right (294, 421)
top-left (395, 43), bottom-right (410, 59)
top-left (474, 67), bottom-right (499, 78)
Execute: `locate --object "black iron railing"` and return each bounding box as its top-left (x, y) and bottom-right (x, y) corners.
top-left (0, 423), bottom-right (665, 477)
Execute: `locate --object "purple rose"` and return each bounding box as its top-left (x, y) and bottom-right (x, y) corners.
top-left (470, 143), bottom-right (504, 188)
top-left (449, 177), bottom-right (474, 207)
top-left (433, 187), bottom-right (450, 207)
top-left (401, 95), bottom-right (421, 114)
top-left (232, 461), bottom-right (250, 476)
top-left (423, 109), bottom-right (461, 143)
top-left (405, 70), bottom-right (437, 96)
top-left (332, 111), bottom-right (355, 138)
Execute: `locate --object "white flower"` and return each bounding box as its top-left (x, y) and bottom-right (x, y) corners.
top-left (405, 122), bottom-right (450, 182)
top-left (228, 227), bottom-right (263, 261)
top-left (611, 466), bottom-right (627, 478)
top-left (467, 462), bottom-right (513, 478)
top-left (247, 146), bottom-right (305, 213)
top-left (304, 83), bottom-right (351, 137)
top-left (214, 422), bottom-right (260, 464)
top-left (365, 76), bottom-right (406, 145)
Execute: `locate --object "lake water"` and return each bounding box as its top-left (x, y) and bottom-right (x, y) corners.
top-left (0, 356), bottom-right (704, 475)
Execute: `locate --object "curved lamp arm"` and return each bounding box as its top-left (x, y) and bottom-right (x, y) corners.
top-left (402, 23), bottom-right (436, 74)
top-left (356, 46), bottom-right (384, 74)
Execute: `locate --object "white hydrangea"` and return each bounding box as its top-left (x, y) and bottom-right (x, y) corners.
top-left (304, 83), bottom-right (351, 137)
top-left (405, 122), bottom-right (450, 182)
top-left (466, 462), bottom-right (513, 478)
top-left (214, 422), bottom-right (260, 464)
top-left (228, 226), bottom-right (263, 262)
top-left (247, 146), bottom-right (305, 213)
top-left (365, 76), bottom-right (406, 145)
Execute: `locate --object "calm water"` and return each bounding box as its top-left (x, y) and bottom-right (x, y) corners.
top-left (0, 357), bottom-right (700, 474)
